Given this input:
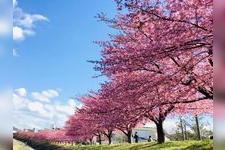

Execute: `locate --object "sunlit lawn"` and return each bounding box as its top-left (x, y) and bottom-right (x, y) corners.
top-left (13, 139), bottom-right (213, 150)
top-left (63, 140), bottom-right (213, 150)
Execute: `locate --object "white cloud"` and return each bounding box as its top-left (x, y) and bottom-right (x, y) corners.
top-left (13, 26), bottom-right (35, 41)
top-left (13, 26), bottom-right (24, 41)
top-left (15, 13), bottom-right (48, 29)
top-left (13, 0), bottom-right (48, 41)
top-left (13, 0), bottom-right (17, 8)
top-left (28, 101), bottom-right (48, 115)
top-left (68, 98), bottom-right (76, 107)
top-left (55, 104), bottom-right (74, 115)
top-left (13, 48), bottom-right (19, 57)
top-left (14, 88), bottom-right (27, 97)
top-left (13, 88), bottom-right (29, 110)
top-left (13, 88), bottom-right (77, 130)
top-left (31, 89), bottom-right (59, 102)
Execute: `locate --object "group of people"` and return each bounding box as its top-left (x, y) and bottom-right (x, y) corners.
top-left (133, 132), bottom-right (154, 143)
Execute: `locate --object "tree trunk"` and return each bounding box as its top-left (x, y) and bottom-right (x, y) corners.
top-left (184, 121), bottom-right (187, 140)
top-left (98, 134), bottom-right (102, 145)
top-left (104, 132), bottom-right (112, 144)
top-left (180, 117), bottom-right (185, 140)
top-left (156, 119), bottom-right (165, 144)
top-left (108, 135), bottom-right (112, 144)
top-left (118, 128), bottom-right (132, 143)
top-left (89, 138), bottom-right (93, 145)
top-left (195, 115), bottom-right (201, 140)
top-left (127, 130), bottom-right (132, 143)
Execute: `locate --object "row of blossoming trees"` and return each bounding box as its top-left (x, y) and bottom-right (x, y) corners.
top-left (14, 129), bottom-right (73, 144)
top-left (14, 0), bottom-right (213, 145)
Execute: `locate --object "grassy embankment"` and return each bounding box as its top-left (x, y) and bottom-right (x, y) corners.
top-left (63, 140), bottom-right (213, 150)
top-left (13, 139), bottom-right (213, 150)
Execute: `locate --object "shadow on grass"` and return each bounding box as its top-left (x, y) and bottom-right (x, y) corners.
top-left (183, 142), bottom-right (213, 150)
top-left (71, 144), bottom-right (126, 150)
top-left (129, 143), bottom-right (157, 150)
top-left (128, 140), bottom-right (213, 150)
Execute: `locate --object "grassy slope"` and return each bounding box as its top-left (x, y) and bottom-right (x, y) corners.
top-left (66, 140), bottom-right (213, 150)
top-left (13, 139), bottom-right (213, 150)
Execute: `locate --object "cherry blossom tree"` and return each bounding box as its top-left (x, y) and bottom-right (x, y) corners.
top-left (98, 72), bottom-right (212, 143)
top-left (65, 87), bottom-right (212, 143)
top-left (65, 94), bottom-right (144, 144)
top-left (34, 129), bottom-right (73, 144)
top-left (91, 0), bottom-right (213, 103)
top-left (14, 129), bottom-right (74, 145)
top-left (88, 0), bottom-right (213, 143)
top-left (15, 0), bottom-right (213, 145)
top-left (78, 95), bottom-right (116, 144)
top-left (65, 113), bottom-right (96, 144)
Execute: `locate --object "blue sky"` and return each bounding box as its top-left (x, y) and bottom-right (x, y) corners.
top-left (10, 0), bottom-right (119, 130)
top-left (13, 0), bottom-right (117, 101)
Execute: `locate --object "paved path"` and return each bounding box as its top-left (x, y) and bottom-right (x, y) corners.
top-left (13, 139), bottom-right (35, 150)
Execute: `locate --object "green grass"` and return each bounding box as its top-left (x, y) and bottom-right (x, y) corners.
top-left (65, 140), bottom-right (213, 150)
top-left (13, 138), bottom-right (213, 150)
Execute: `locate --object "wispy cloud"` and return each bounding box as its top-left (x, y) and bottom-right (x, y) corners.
top-left (13, 0), bottom-right (49, 41)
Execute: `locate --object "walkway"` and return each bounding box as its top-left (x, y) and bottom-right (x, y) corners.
top-left (13, 139), bottom-right (35, 150)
